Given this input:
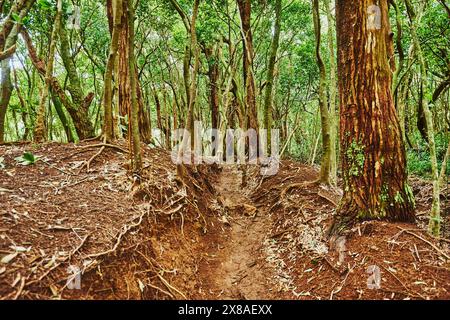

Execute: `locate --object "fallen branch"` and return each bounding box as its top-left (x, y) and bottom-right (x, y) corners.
top-left (396, 227), bottom-right (449, 260)
top-left (379, 264), bottom-right (426, 300)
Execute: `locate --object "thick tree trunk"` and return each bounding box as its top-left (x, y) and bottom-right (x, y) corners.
top-left (237, 0), bottom-right (258, 132)
top-left (331, 0), bottom-right (415, 233)
top-left (59, 19), bottom-right (95, 139)
top-left (50, 89), bottom-right (74, 142)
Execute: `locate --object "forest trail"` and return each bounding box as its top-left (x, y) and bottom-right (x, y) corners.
top-left (206, 166), bottom-right (275, 299)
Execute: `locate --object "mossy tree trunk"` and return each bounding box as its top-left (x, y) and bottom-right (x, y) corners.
top-left (34, 0), bottom-right (62, 142)
top-left (331, 0), bottom-right (415, 234)
top-left (405, 0), bottom-right (441, 236)
top-left (203, 45), bottom-right (220, 155)
top-left (103, 0), bottom-right (123, 142)
top-left (59, 17), bottom-right (95, 140)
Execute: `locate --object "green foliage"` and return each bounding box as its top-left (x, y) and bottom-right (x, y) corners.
top-left (15, 152), bottom-right (38, 166)
top-left (407, 133), bottom-right (449, 177)
top-left (37, 0), bottom-right (52, 10)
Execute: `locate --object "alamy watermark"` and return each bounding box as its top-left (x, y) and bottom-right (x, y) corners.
top-left (66, 265), bottom-right (81, 290)
top-left (333, 236), bottom-right (382, 290)
top-left (151, 121), bottom-right (281, 176)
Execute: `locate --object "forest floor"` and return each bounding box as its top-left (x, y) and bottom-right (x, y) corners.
top-left (0, 141), bottom-right (449, 300)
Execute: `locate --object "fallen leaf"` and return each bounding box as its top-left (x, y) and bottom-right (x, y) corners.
top-left (1, 252), bottom-right (18, 264)
top-left (137, 279), bottom-right (145, 292)
top-left (49, 284), bottom-right (59, 297)
top-left (9, 245), bottom-right (31, 252)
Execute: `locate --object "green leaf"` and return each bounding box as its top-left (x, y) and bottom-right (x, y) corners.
top-left (11, 13), bottom-right (20, 22)
top-left (15, 152), bottom-right (38, 166)
top-left (37, 0), bottom-right (52, 10)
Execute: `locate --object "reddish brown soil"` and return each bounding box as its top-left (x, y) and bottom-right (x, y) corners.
top-left (0, 143), bottom-right (449, 300)
top-left (194, 166), bottom-right (278, 299)
top-left (0, 141), bottom-right (221, 299)
top-left (251, 161), bottom-right (450, 300)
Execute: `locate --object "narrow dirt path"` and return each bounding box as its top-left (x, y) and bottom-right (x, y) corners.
top-left (206, 166), bottom-right (276, 299)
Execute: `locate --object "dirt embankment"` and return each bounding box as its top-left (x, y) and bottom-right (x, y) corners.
top-left (0, 141), bottom-right (222, 299)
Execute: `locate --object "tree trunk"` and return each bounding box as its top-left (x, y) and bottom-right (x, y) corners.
top-left (127, 0), bottom-right (142, 174)
top-left (59, 17), bottom-right (95, 139)
top-left (331, 0), bottom-right (415, 234)
top-left (116, 0), bottom-right (151, 143)
top-left (50, 89), bottom-right (74, 143)
top-left (34, 0), bottom-right (62, 142)
top-left (405, 0), bottom-right (441, 236)
top-left (237, 0), bottom-right (258, 132)
top-left (263, 0), bottom-right (282, 153)
top-left (12, 65), bottom-right (29, 140)
top-left (324, 0), bottom-right (338, 184)
top-left (313, 0), bottom-right (332, 184)
top-left (103, 0), bottom-right (122, 142)
top-left (204, 45), bottom-right (220, 154)
top-left (0, 58), bottom-right (13, 143)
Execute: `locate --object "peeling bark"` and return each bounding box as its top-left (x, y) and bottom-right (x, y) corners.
top-left (331, 0), bottom-right (415, 234)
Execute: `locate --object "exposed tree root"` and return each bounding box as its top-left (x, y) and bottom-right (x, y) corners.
top-left (79, 145), bottom-right (105, 172)
top-left (280, 180), bottom-right (318, 199)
